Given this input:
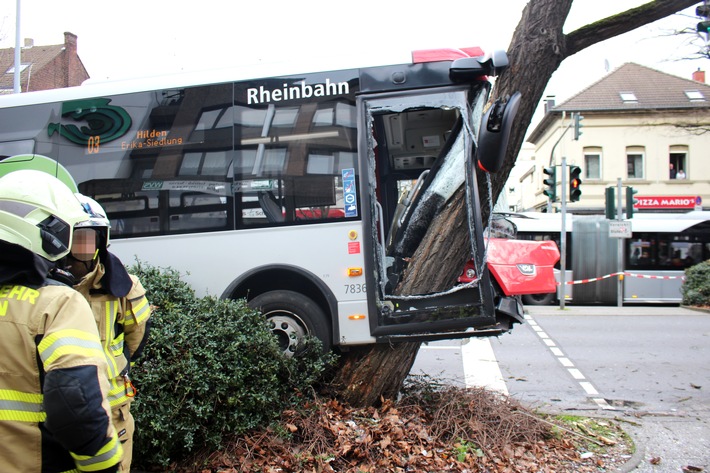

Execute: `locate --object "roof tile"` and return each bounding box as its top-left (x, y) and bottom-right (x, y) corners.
top-left (554, 62), bottom-right (710, 111)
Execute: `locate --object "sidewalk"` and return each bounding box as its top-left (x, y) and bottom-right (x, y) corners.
top-left (524, 304), bottom-right (703, 317)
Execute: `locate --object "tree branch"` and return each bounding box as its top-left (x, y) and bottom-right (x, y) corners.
top-left (565, 0), bottom-right (699, 57)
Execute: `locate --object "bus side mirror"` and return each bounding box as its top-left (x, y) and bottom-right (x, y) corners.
top-left (475, 91), bottom-right (521, 173)
top-left (449, 50), bottom-right (510, 80)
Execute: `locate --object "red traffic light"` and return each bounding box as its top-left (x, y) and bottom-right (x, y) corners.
top-left (569, 165), bottom-right (582, 202)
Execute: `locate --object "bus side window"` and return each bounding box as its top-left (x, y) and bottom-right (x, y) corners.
top-left (171, 192), bottom-right (230, 232)
top-left (289, 175), bottom-right (340, 221)
top-left (100, 196), bottom-right (153, 237)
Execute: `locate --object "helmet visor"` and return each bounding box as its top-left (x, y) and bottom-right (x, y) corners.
top-left (71, 227), bottom-right (98, 262)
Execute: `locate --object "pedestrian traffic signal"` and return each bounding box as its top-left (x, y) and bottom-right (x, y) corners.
top-left (605, 187), bottom-right (615, 220)
top-left (573, 112), bottom-right (584, 140)
top-left (542, 166), bottom-right (557, 201)
top-left (697, 4), bottom-right (710, 34)
top-left (626, 186), bottom-right (639, 218)
top-left (569, 165), bottom-right (582, 202)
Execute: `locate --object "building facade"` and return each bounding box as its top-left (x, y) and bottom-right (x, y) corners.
top-left (0, 32), bottom-right (89, 94)
top-left (519, 63), bottom-right (710, 215)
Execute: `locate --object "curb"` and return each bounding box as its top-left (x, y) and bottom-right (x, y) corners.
top-left (616, 432), bottom-right (644, 473)
top-left (681, 304), bottom-right (710, 314)
top-left (538, 409), bottom-right (645, 473)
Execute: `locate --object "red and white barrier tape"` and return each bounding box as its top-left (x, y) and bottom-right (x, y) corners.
top-left (624, 272), bottom-right (685, 281)
top-left (558, 272), bottom-right (685, 286)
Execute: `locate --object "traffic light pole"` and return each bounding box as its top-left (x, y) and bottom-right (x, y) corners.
top-left (547, 119), bottom-right (573, 212)
top-left (559, 157), bottom-right (568, 309)
top-left (546, 117), bottom-right (575, 309)
top-left (616, 178), bottom-right (623, 308)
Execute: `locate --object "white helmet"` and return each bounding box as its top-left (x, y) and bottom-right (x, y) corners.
top-left (0, 170), bottom-right (90, 261)
top-left (75, 194), bottom-right (111, 249)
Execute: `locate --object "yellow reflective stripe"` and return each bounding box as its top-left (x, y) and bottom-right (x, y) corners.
top-left (0, 389), bottom-right (45, 422)
top-left (0, 389), bottom-right (42, 403)
top-left (37, 329), bottom-right (104, 366)
top-left (103, 301), bottom-right (120, 378)
top-left (107, 379), bottom-right (131, 407)
top-left (103, 301), bottom-right (113, 343)
top-left (124, 295), bottom-right (150, 326)
top-left (109, 332), bottom-right (124, 357)
top-left (107, 391), bottom-right (132, 407)
top-left (71, 434), bottom-right (122, 472)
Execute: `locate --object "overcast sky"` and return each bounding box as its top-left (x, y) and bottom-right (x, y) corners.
top-left (0, 0), bottom-right (706, 125)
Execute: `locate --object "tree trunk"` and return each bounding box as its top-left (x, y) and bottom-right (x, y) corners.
top-left (330, 189), bottom-right (470, 407)
top-left (327, 342), bottom-right (421, 407)
top-left (330, 0), bottom-right (697, 408)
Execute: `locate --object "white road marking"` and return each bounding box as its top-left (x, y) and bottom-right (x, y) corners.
top-left (420, 314), bottom-right (614, 411)
top-left (420, 345), bottom-right (462, 350)
top-left (558, 357), bottom-right (574, 367)
top-left (579, 381), bottom-right (599, 395)
top-left (462, 338), bottom-right (509, 395)
top-left (526, 313), bottom-right (614, 410)
top-left (568, 368), bottom-right (585, 380)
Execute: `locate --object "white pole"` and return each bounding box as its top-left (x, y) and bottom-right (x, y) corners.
top-left (617, 178), bottom-right (623, 307)
top-left (13, 0), bottom-right (21, 94)
top-left (559, 157), bottom-right (567, 310)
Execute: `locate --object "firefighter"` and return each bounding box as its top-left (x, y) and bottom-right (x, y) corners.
top-left (64, 194), bottom-right (151, 473)
top-left (0, 170), bottom-right (122, 473)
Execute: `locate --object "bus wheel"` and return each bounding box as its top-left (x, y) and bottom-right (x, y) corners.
top-left (522, 292), bottom-right (555, 306)
top-left (249, 290), bottom-right (331, 356)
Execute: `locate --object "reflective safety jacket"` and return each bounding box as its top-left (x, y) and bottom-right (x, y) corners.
top-left (74, 262), bottom-right (151, 409)
top-left (0, 282), bottom-right (122, 473)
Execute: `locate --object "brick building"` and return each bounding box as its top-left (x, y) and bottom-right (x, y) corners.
top-left (0, 32), bottom-right (89, 94)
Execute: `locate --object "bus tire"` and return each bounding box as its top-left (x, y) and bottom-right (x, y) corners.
top-left (249, 290), bottom-right (331, 356)
top-left (522, 293), bottom-right (555, 306)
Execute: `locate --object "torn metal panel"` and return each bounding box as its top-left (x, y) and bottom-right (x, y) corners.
top-left (362, 86), bottom-right (494, 330)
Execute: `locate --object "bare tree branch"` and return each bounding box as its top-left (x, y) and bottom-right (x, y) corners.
top-left (489, 0), bottom-right (701, 207)
top-left (565, 0), bottom-right (700, 57)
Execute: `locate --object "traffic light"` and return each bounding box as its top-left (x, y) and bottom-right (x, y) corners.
top-left (697, 4), bottom-right (710, 34)
top-left (573, 112), bottom-right (584, 140)
top-left (569, 165), bottom-right (582, 202)
top-left (542, 166), bottom-right (557, 201)
top-left (626, 186), bottom-right (639, 218)
top-left (605, 187), bottom-right (615, 220)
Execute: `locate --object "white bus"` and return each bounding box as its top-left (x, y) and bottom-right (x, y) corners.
top-left (0, 48), bottom-right (555, 354)
top-left (508, 211), bottom-right (710, 305)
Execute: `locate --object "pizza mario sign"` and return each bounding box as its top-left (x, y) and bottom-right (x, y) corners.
top-left (635, 195), bottom-right (702, 210)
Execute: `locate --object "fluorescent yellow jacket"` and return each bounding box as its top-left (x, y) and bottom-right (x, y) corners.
top-left (0, 281), bottom-right (122, 473)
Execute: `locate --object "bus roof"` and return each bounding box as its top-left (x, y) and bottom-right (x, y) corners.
top-left (629, 210), bottom-right (710, 232)
top-left (0, 60), bottom-right (354, 108)
top-left (0, 47), bottom-right (492, 109)
top-left (505, 211), bottom-right (710, 234)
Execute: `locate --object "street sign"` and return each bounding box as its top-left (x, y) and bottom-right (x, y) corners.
top-left (609, 220), bottom-right (631, 238)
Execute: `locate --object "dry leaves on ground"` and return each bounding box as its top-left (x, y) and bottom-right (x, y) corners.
top-left (170, 379), bottom-right (634, 473)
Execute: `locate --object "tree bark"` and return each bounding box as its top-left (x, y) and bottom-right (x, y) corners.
top-left (330, 0), bottom-right (697, 408)
top-left (330, 190), bottom-right (469, 407)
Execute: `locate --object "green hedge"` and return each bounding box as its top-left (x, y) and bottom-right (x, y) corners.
top-left (127, 262), bottom-right (334, 468)
top-left (682, 259), bottom-right (710, 307)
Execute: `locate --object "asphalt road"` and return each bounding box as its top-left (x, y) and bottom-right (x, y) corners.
top-left (410, 305), bottom-right (710, 472)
